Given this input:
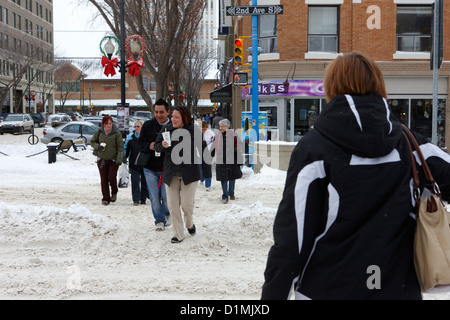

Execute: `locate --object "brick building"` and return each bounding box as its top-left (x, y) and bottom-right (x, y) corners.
top-left (231, 0), bottom-right (449, 148)
top-left (0, 0), bottom-right (55, 114)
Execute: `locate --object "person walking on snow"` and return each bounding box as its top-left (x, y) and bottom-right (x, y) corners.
top-left (91, 115), bottom-right (124, 206)
top-left (138, 99), bottom-right (171, 231)
top-left (199, 120), bottom-right (215, 191)
top-left (155, 106), bottom-right (202, 244)
top-left (214, 119), bottom-right (243, 204)
top-left (123, 119), bottom-right (148, 206)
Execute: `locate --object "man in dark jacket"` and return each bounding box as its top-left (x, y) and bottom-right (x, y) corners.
top-left (138, 99), bottom-right (171, 231)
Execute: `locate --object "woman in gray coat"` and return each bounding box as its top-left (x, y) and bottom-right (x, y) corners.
top-left (214, 119), bottom-right (243, 204)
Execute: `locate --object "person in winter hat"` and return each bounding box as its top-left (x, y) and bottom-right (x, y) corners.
top-left (261, 52), bottom-right (450, 300)
top-left (124, 119), bottom-right (148, 206)
top-left (91, 115), bottom-right (124, 206)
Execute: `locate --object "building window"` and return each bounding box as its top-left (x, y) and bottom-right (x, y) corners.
top-left (308, 6), bottom-right (339, 52)
top-left (389, 98), bottom-right (446, 147)
top-left (396, 6), bottom-right (432, 52)
top-left (258, 15), bottom-right (277, 54)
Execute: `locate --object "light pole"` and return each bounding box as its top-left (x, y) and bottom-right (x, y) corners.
top-left (100, 2), bottom-right (146, 137)
top-left (119, 0), bottom-right (127, 116)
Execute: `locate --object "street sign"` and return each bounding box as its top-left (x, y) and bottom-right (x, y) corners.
top-left (233, 72), bottom-right (248, 86)
top-left (226, 5), bottom-right (284, 16)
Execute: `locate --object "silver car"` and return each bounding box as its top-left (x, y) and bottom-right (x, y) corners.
top-left (41, 121), bottom-right (99, 145)
top-left (0, 113), bottom-right (34, 134)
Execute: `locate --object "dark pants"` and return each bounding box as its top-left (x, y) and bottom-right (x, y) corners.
top-left (130, 167), bottom-right (148, 204)
top-left (97, 159), bottom-right (119, 203)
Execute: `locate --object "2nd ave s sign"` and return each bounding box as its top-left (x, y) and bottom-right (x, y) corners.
top-left (226, 5), bottom-right (284, 16)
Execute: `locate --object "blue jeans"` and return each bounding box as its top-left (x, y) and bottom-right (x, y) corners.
top-left (221, 180), bottom-right (235, 200)
top-left (143, 168), bottom-right (170, 225)
top-left (199, 164), bottom-right (211, 188)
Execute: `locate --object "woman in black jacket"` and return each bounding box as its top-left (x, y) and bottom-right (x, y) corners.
top-left (262, 52), bottom-right (450, 300)
top-left (124, 120), bottom-right (148, 205)
top-left (155, 106), bottom-right (202, 243)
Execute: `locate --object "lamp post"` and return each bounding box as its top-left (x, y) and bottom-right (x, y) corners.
top-left (100, 6), bottom-right (146, 137)
top-left (118, 0), bottom-right (127, 118)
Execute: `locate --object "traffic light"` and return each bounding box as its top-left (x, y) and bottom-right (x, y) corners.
top-left (234, 38), bottom-right (244, 65)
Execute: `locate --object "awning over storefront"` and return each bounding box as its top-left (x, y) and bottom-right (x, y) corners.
top-left (210, 83), bottom-right (232, 103)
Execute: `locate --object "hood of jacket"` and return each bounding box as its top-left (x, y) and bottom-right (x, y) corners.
top-left (313, 93), bottom-right (403, 158)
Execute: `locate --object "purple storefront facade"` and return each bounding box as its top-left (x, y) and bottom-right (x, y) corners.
top-left (241, 80), bottom-right (327, 142)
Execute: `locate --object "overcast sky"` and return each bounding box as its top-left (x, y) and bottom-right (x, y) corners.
top-left (53, 0), bottom-right (111, 59)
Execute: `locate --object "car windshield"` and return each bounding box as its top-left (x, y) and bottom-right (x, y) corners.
top-left (5, 115), bottom-right (22, 121)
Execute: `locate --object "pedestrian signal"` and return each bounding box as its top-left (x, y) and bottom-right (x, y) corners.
top-left (234, 38), bottom-right (244, 64)
top-left (233, 72), bottom-right (248, 86)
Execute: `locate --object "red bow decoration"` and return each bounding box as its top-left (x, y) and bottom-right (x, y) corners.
top-left (101, 56), bottom-right (118, 77)
top-left (127, 58), bottom-right (144, 77)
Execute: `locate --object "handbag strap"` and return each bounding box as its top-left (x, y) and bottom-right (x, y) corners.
top-left (401, 124), bottom-right (441, 198)
top-left (402, 130), bottom-right (420, 202)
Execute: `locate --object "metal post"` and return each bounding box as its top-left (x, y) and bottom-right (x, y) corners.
top-left (431, 0), bottom-right (440, 145)
top-left (120, 0), bottom-right (126, 107)
top-left (119, 0), bottom-right (129, 136)
top-left (251, 0), bottom-right (259, 142)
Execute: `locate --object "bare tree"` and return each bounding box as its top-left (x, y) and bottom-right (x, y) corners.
top-left (54, 58), bottom-right (96, 110)
top-left (81, 0), bottom-right (206, 112)
top-left (182, 39), bottom-right (215, 114)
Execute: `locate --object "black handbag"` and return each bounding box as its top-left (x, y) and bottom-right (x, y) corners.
top-left (134, 151), bottom-right (151, 167)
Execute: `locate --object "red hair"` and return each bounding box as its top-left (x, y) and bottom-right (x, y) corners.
top-left (102, 115), bottom-right (113, 126)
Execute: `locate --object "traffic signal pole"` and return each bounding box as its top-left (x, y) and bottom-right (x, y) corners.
top-left (431, 0), bottom-right (442, 145)
top-left (251, 0), bottom-right (259, 142)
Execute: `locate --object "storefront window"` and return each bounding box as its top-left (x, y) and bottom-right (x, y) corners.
top-left (286, 99), bottom-right (291, 140)
top-left (294, 99), bottom-right (320, 140)
top-left (388, 99), bottom-right (409, 126)
top-left (411, 99), bottom-right (433, 139)
top-left (410, 99), bottom-right (446, 146)
top-left (259, 105), bottom-right (277, 127)
top-left (437, 100), bottom-right (446, 148)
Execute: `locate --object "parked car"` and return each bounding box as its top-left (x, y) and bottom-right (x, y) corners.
top-left (47, 114), bottom-right (72, 127)
top-left (41, 121), bottom-right (99, 145)
top-left (31, 113), bottom-right (46, 127)
top-left (0, 113), bottom-right (34, 134)
top-left (65, 111), bottom-right (83, 121)
top-left (133, 111), bottom-right (153, 120)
